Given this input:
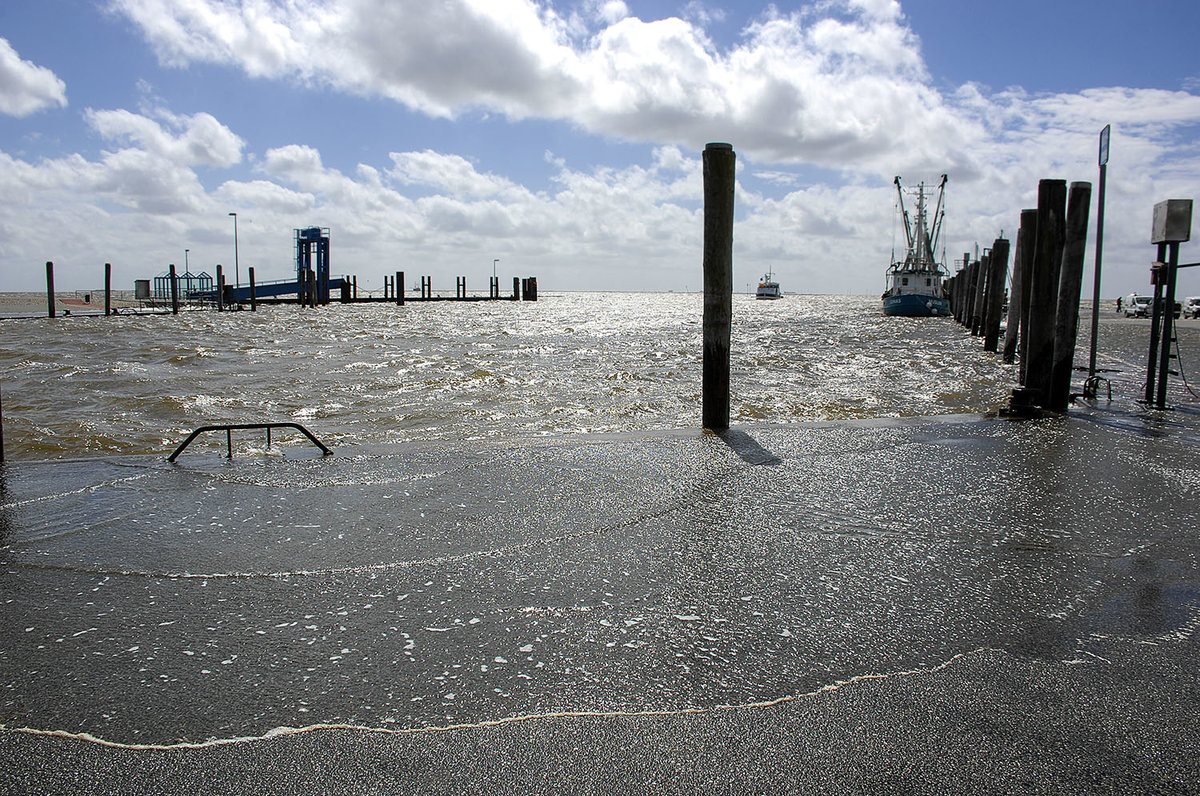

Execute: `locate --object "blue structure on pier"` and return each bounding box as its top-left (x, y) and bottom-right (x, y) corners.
top-left (296, 227), bottom-right (331, 303)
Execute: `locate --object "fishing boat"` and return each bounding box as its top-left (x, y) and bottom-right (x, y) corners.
top-left (756, 270), bottom-right (782, 300)
top-left (882, 174), bottom-right (951, 317)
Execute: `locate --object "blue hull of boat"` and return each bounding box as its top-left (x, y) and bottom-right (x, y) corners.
top-left (882, 293), bottom-right (951, 317)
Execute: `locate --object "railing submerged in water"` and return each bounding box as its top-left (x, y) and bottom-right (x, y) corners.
top-left (167, 422), bottom-right (332, 462)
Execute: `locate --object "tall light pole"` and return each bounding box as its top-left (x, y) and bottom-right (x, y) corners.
top-left (229, 212), bottom-right (240, 289)
top-left (493, 258), bottom-right (499, 279)
top-left (184, 248), bottom-right (189, 271)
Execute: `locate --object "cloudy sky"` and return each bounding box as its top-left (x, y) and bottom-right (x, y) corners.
top-left (2, 0), bottom-right (1199, 296)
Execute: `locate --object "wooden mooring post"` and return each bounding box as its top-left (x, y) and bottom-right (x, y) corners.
top-left (702, 142), bottom-right (735, 431)
top-left (397, 272), bottom-right (405, 306)
top-left (983, 237), bottom-right (1010, 353)
top-left (1023, 179), bottom-right (1067, 407)
top-left (1006, 210), bottom-right (1036, 367)
top-left (104, 263), bottom-right (112, 317)
top-left (248, 267), bottom-right (257, 311)
top-left (216, 264), bottom-right (225, 312)
top-left (45, 261), bottom-right (55, 318)
top-left (169, 263), bottom-right (180, 315)
top-left (1048, 181), bottom-right (1093, 411)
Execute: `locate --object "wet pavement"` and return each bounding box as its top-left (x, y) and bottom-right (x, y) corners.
top-left (2, 407), bottom-right (1199, 794)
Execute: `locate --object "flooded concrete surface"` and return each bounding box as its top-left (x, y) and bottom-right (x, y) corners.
top-left (1, 405), bottom-right (1199, 793)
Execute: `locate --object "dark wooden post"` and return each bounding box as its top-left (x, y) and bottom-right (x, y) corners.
top-left (45, 261), bottom-right (55, 318)
top-left (1006, 210), bottom-right (1036, 367)
top-left (216, 264), bottom-right (225, 312)
top-left (309, 270), bottom-right (318, 308)
top-left (513, 276), bottom-right (520, 300)
top-left (702, 142), bottom-right (735, 431)
top-left (984, 238), bottom-right (1010, 352)
top-left (1048, 181), bottom-right (1093, 410)
top-left (104, 263), bottom-right (112, 317)
top-left (248, 267), bottom-right (257, 311)
top-left (1024, 179), bottom-right (1067, 405)
top-left (169, 263), bottom-right (179, 314)
top-left (1, 382), bottom-right (5, 463)
top-left (528, 277), bottom-right (537, 301)
top-left (396, 271), bottom-right (404, 305)
top-left (352, 275), bottom-right (358, 300)
top-left (971, 254), bottom-right (989, 335)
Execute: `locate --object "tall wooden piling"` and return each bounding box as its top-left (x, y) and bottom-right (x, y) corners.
top-left (1024, 179), bottom-right (1067, 405)
top-left (397, 272), bottom-right (405, 306)
top-left (45, 261), bottom-right (55, 318)
top-left (983, 238), bottom-right (1010, 353)
top-left (169, 263), bottom-right (180, 314)
top-left (248, 267), bottom-right (257, 311)
top-left (1049, 181), bottom-right (1093, 410)
top-left (702, 142), bottom-right (735, 431)
top-left (104, 263), bottom-right (112, 317)
top-left (1006, 210), bottom-right (1036, 366)
top-left (971, 253), bottom-right (989, 335)
top-left (216, 265), bottom-right (225, 312)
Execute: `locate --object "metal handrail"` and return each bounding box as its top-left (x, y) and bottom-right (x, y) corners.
top-left (168, 422), bottom-right (332, 462)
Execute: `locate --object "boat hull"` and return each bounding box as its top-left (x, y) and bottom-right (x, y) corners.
top-left (882, 293), bottom-right (950, 317)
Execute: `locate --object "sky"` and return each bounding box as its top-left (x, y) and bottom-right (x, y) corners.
top-left (2, 0), bottom-right (1199, 297)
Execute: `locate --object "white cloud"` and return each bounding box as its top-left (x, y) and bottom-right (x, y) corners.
top-left (0, 38), bottom-right (68, 117)
top-left (86, 107), bottom-right (245, 167)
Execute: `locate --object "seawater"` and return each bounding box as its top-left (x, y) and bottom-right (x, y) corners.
top-left (0, 293), bottom-right (1020, 459)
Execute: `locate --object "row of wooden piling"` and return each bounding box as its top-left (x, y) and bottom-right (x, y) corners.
top-left (946, 179), bottom-right (1094, 413)
top-left (35, 262), bottom-right (538, 317)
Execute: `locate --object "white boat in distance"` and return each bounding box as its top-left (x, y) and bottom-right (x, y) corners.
top-left (756, 271), bottom-right (782, 300)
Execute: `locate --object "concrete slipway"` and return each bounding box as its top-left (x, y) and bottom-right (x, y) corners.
top-left (1, 405), bottom-right (1199, 794)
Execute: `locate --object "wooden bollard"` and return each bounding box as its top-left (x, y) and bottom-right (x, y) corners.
top-left (1024, 179), bottom-right (1067, 405)
top-left (248, 267), bottom-right (257, 311)
top-left (984, 238), bottom-right (1010, 352)
top-left (396, 271), bottom-right (404, 305)
top-left (528, 276), bottom-right (537, 301)
top-left (1048, 181), bottom-right (1093, 410)
top-left (216, 264), bottom-right (225, 311)
top-left (169, 263), bottom-right (180, 314)
top-left (971, 254), bottom-right (989, 335)
top-left (1005, 210), bottom-right (1036, 366)
top-left (702, 142), bottom-right (735, 431)
top-left (104, 263), bottom-right (112, 317)
top-left (352, 275), bottom-right (358, 300)
top-left (45, 261), bottom-right (55, 318)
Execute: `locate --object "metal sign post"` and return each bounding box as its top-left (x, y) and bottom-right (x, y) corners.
top-left (1085, 125), bottom-right (1109, 396)
top-left (1149, 199), bottom-right (1194, 408)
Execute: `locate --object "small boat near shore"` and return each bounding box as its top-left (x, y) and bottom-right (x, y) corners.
top-left (756, 271), bottom-right (782, 300)
top-left (882, 175), bottom-right (950, 317)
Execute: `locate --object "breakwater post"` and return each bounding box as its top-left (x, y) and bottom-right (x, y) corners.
top-left (421, 276), bottom-right (432, 299)
top-left (983, 237), bottom-right (1011, 352)
top-left (397, 272), bottom-right (405, 306)
top-left (1048, 181), bottom-right (1093, 410)
top-left (1023, 179), bottom-right (1067, 406)
top-left (971, 251), bottom-right (988, 335)
top-left (1, 382), bottom-right (5, 463)
top-left (702, 142), bottom-right (735, 431)
top-left (456, 276), bottom-right (466, 299)
top-left (513, 277), bottom-right (521, 300)
top-left (104, 263), bottom-right (112, 317)
top-left (216, 264), bottom-right (225, 312)
top-left (169, 263), bottom-right (180, 314)
top-left (1006, 210), bottom-right (1036, 368)
top-left (45, 261), bottom-right (55, 318)
top-left (248, 267), bottom-right (257, 311)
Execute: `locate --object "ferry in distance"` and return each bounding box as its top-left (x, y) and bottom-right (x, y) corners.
top-left (882, 175), bottom-right (951, 317)
top-left (756, 270), bottom-right (782, 300)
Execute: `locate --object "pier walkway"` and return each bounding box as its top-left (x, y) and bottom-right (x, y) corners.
top-left (2, 407), bottom-right (1199, 793)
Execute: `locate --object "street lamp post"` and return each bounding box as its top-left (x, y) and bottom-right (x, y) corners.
top-left (229, 212), bottom-right (240, 289)
top-left (493, 258), bottom-right (499, 298)
top-left (184, 248), bottom-right (189, 271)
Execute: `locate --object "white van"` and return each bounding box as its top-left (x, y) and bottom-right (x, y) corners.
top-left (1124, 294), bottom-right (1152, 317)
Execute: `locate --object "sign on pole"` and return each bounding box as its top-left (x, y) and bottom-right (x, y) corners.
top-left (1099, 124), bottom-right (1110, 167)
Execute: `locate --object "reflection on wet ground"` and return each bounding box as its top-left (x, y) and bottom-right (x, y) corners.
top-left (1, 410), bottom-right (1197, 748)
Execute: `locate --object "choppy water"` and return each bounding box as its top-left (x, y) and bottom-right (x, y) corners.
top-left (0, 292), bottom-right (1027, 459)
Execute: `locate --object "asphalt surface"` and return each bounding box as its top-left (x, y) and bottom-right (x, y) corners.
top-left (2, 407), bottom-right (1199, 794)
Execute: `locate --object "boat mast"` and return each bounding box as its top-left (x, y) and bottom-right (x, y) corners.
top-left (893, 176), bottom-right (913, 256)
top-left (927, 174), bottom-right (948, 263)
